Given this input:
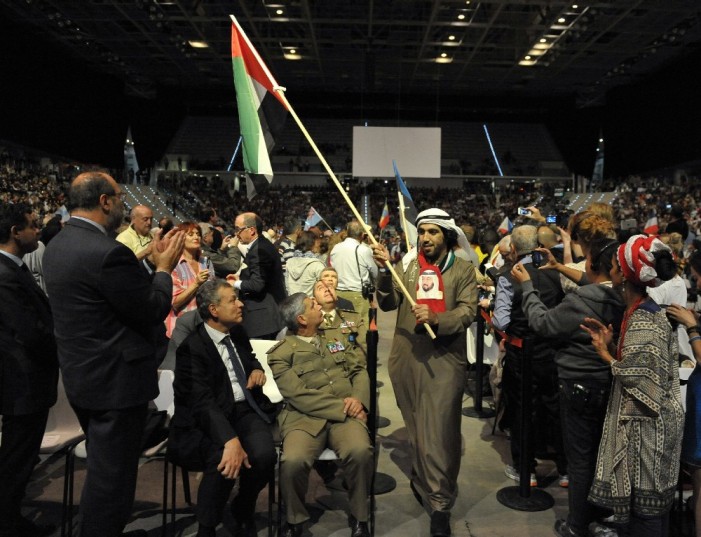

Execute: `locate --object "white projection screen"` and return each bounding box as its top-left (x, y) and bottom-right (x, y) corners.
top-left (352, 126), bottom-right (441, 178)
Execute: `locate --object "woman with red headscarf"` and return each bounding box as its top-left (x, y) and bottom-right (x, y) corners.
top-left (582, 235), bottom-right (684, 537)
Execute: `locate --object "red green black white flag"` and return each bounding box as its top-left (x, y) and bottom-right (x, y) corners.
top-left (230, 15), bottom-right (288, 199)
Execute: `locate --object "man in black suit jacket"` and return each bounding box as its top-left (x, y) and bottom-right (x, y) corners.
top-left (170, 279), bottom-right (276, 537)
top-left (229, 212), bottom-right (286, 338)
top-left (0, 203), bottom-right (58, 537)
top-left (43, 171), bottom-right (184, 537)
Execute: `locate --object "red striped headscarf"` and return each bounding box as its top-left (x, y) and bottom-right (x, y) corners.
top-left (617, 234), bottom-right (671, 288)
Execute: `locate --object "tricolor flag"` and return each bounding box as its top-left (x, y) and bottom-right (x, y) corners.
top-left (497, 217), bottom-right (513, 235)
top-left (393, 160), bottom-right (418, 246)
top-left (644, 216), bottom-right (659, 235)
top-left (304, 207), bottom-right (323, 230)
top-left (379, 201), bottom-right (390, 229)
top-left (230, 15), bottom-right (288, 199)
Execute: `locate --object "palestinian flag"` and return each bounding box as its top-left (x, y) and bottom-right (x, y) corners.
top-left (230, 15), bottom-right (288, 199)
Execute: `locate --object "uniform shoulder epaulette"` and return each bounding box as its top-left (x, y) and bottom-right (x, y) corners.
top-left (337, 307), bottom-right (356, 314)
top-left (265, 340), bottom-right (286, 354)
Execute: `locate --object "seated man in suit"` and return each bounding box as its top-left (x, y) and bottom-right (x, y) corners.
top-left (268, 293), bottom-right (373, 537)
top-left (170, 279), bottom-right (276, 537)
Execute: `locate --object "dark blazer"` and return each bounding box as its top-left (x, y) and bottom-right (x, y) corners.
top-left (43, 218), bottom-right (173, 410)
top-left (0, 254), bottom-right (58, 415)
top-left (169, 323), bottom-right (266, 469)
top-left (239, 238), bottom-right (286, 337)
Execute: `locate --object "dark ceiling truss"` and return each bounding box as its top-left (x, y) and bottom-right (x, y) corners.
top-left (1, 0), bottom-right (700, 106)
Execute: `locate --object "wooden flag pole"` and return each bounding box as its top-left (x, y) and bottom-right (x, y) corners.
top-left (276, 89), bottom-right (436, 339)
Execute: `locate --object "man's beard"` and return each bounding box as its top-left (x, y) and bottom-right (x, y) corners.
top-left (106, 207), bottom-right (124, 233)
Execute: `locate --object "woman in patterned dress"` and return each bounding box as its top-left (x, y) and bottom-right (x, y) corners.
top-left (581, 234), bottom-right (684, 537)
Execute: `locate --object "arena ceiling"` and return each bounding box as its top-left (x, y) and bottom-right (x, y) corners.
top-left (2, 0), bottom-right (700, 110)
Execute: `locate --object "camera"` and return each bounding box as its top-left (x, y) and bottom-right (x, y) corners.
top-left (546, 214), bottom-right (557, 224)
top-left (517, 207), bottom-right (532, 216)
top-left (361, 281), bottom-right (376, 300)
top-left (532, 251), bottom-right (543, 268)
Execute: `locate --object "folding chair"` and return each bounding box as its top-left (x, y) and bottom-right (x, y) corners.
top-left (39, 374), bottom-right (85, 537)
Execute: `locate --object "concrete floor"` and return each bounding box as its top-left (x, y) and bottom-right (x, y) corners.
top-left (24, 307), bottom-right (589, 537)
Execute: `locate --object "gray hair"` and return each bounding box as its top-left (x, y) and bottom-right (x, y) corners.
top-left (279, 292), bottom-right (308, 333)
top-left (196, 279), bottom-right (232, 321)
top-left (497, 235), bottom-right (511, 255)
top-left (511, 225), bottom-right (538, 256)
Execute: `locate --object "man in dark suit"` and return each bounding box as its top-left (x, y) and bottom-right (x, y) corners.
top-left (43, 171), bottom-right (184, 537)
top-left (229, 212), bottom-right (286, 339)
top-left (169, 279), bottom-right (276, 537)
top-left (0, 202), bottom-right (58, 537)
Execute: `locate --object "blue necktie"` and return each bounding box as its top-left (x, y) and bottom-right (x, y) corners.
top-left (222, 336), bottom-right (271, 424)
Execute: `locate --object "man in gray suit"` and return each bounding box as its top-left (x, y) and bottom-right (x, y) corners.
top-left (44, 171), bottom-right (184, 537)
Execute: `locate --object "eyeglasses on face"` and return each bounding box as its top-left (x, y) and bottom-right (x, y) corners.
top-left (234, 225), bottom-right (253, 234)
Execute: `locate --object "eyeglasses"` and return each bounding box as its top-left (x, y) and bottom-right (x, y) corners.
top-left (234, 225), bottom-right (253, 235)
top-left (111, 191), bottom-right (127, 201)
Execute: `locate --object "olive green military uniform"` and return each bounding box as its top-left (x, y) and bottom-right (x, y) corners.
top-left (267, 335), bottom-right (373, 524)
top-left (335, 290), bottom-right (370, 348)
top-left (318, 308), bottom-right (366, 365)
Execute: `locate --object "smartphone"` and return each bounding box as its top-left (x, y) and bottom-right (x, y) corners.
top-left (546, 214), bottom-right (557, 224)
top-left (518, 207), bottom-right (532, 216)
top-left (201, 256), bottom-right (209, 269)
top-left (666, 204), bottom-right (672, 209)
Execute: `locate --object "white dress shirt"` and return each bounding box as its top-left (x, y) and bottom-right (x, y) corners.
top-left (204, 323), bottom-right (246, 402)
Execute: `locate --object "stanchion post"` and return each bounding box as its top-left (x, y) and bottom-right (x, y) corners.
top-left (463, 307), bottom-right (495, 419)
top-left (496, 338), bottom-right (554, 511)
top-left (366, 305), bottom-right (396, 495)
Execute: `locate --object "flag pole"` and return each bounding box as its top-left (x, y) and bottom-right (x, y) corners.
top-left (318, 216), bottom-right (334, 231)
top-left (275, 90), bottom-right (436, 339)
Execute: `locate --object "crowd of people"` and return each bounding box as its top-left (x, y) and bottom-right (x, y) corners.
top-left (4, 153), bottom-right (701, 537)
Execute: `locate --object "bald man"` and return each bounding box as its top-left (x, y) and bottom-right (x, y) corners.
top-left (116, 204), bottom-right (155, 260)
top-left (44, 171), bottom-right (184, 537)
top-left (229, 212), bottom-right (286, 338)
top-left (537, 225), bottom-right (564, 263)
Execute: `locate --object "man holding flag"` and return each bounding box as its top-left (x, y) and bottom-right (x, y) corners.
top-left (372, 209), bottom-right (477, 537)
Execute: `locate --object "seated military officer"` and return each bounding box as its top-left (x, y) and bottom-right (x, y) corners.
top-left (267, 293), bottom-right (373, 537)
top-left (313, 279), bottom-right (366, 363)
